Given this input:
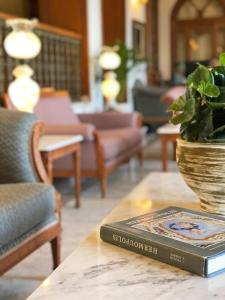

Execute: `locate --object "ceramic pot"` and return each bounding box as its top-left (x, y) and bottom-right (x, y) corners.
top-left (176, 138), bottom-right (225, 215)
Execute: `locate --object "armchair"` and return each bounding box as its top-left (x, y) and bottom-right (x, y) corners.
top-left (2, 90), bottom-right (143, 197)
top-left (0, 109), bottom-right (61, 275)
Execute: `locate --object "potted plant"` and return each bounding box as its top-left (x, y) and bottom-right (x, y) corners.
top-left (168, 53), bottom-right (225, 215)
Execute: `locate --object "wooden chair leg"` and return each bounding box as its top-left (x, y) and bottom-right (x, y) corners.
top-left (99, 176), bottom-right (107, 199)
top-left (138, 148), bottom-right (144, 167)
top-left (50, 235), bottom-right (61, 270)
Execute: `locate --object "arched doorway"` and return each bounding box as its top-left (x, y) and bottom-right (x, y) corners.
top-left (171, 0), bottom-right (225, 77)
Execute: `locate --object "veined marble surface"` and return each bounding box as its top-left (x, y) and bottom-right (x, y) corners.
top-left (27, 173), bottom-right (225, 300)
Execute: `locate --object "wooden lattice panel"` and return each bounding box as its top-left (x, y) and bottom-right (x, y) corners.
top-left (0, 17), bottom-right (81, 102)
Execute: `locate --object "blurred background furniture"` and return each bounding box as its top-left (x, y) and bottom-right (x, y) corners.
top-left (39, 134), bottom-right (83, 208)
top-left (157, 123), bottom-right (180, 172)
top-left (133, 84), bottom-right (169, 128)
top-left (2, 90), bottom-right (143, 198)
top-left (160, 86), bottom-right (185, 105)
top-left (0, 109), bottom-right (61, 275)
top-left (133, 83), bottom-right (185, 130)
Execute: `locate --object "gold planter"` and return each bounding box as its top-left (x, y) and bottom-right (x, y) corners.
top-left (177, 139), bottom-right (225, 215)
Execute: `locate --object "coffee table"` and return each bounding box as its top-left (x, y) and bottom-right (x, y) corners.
top-left (27, 172), bottom-right (225, 300)
top-left (39, 135), bottom-right (83, 208)
top-left (157, 123), bottom-right (180, 171)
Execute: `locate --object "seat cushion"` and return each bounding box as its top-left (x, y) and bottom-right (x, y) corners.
top-left (0, 183), bottom-right (56, 255)
top-left (99, 128), bottom-right (142, 161)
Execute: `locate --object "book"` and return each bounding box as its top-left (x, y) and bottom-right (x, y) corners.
top-left (100, 206), bottom-right (225, 277)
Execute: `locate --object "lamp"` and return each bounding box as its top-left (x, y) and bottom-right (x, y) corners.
top-left (101, 72), bottom-right (120, 109)
top-left (99, 47), bottom-right (121, 110)
top-left (4, 18), bottom-right (41, 59)
top-left (4, 18), bottom-right (41, 112)
top-left (99, 47), bottom-right (121, 70)
top-left (8, 65), bottom-right (40, 113)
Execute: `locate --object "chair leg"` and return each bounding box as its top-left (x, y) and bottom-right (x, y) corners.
top-left (99, 176), bottom-right (107, 199)
top-left (50, 235), bottom-right (61, 270)
top-left (138, 148), bottom-right (144, 167)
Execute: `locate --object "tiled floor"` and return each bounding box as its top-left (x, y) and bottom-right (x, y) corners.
top-left (0, 137), bottom-right (177, 300)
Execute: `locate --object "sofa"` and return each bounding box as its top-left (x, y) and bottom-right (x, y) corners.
top-left (2, 90), bottom-right (143, 197)
top-left (0, 109), bottom-right (61, 275)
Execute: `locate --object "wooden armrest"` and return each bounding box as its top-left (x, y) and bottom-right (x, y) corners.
top-left (31, 121), bottom-right (50, 184)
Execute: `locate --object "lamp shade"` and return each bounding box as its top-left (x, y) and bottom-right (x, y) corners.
top-left (8, 65), bottom-right (40, 113)
top-left (99, 50), bottom-right (121, 70)
top-left (4, 30), bottom-right (41, 60)
top-left (101, 72), bottom-right (120, 100)
top-left (4, 18), bottom-right (41, 60)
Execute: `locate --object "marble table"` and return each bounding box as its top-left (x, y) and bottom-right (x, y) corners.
top-left (28, 172), bottom-right (225, 300)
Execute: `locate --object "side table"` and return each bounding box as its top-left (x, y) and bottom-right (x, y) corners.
top-left (157, 123), bottom-right (180, 172)
top-left (39, 135), bottom-right (83, 208)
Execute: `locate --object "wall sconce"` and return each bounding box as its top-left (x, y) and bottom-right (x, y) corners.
top-left (4, 18), bottom-right (41, 112)
top-left (99, 47), bottom-right (121, 110)
top-left (131, 0), bottom-right (149, 11)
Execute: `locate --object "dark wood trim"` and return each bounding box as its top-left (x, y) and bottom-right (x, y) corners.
top-left (0, 11), bottom-right (82, 40)
top-left (146, 0), bottom-right (159, 84)
top-left (102, 0), bottom-right (126, 45)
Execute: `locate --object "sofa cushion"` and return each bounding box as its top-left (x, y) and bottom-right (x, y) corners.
top-left (0, 183), bottom-right (56, 255)
top-left (35, 95), bottom-right (80, 125)
top-left (99, 128), bottom-right (142, 161)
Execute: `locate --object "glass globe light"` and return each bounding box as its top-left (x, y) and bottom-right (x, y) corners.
top-left (99, 50), bottom-right (121, 70)
top-left (8, 65), bottom-right (40, 113)
top-left (101, 72), bottom-right (120, 100)
top-left (4, 18), bottom-right (41, 59)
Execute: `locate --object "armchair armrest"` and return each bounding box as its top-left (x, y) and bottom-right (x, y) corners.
top-left (78, 112), bottom-right (141, 130)
top-left (43, 123), bottom-right (95, 141)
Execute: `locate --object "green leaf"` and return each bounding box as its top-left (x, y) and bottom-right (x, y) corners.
top-left (219, 53), bottom-right (225, 66)
top-left (197, 82), bottom-right (220, 97)
top-left (205, 101), bottom-right (225, 109)
top-left (181, 107), bottom-right (213, 142)
top-left (206, 124), bottom-right (225, 142)
top-left (170, 96), bottom-right (196, 125)
top-left (186, 64), bottom-right (213, 88)
top-left (167, 95), bottom-right (185, 112)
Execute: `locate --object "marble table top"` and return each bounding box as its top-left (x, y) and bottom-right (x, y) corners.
top-left (27, 172), bottom-right (225, 300)
top-left (39, 134), bottom-right (83, 152)
top-left (157, 123), bottom-right (180, 135)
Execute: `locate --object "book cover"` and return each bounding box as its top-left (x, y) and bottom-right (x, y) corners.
top-left (100, 206), bottom-right (225, 277)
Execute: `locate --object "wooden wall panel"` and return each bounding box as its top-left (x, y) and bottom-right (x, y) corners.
top-left (146, 0), bottom-right (159, 84)
top-left (102, 0), bottom-right (125, 46)
top-left (37, 0), bottom-right (89, 96)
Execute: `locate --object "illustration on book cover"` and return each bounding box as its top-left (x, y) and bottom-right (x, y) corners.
top-left (130, 211), bottom-right (225, 248)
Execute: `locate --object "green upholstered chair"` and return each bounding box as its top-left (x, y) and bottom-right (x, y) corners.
top-left (0, 108), bottom-right (61, 275)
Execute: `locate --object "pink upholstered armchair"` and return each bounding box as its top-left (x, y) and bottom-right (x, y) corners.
top-left (2, 90), bottom-right (143, 197)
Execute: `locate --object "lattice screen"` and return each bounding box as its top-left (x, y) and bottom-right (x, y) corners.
top-left (0, 18), bottom-right (81, 102)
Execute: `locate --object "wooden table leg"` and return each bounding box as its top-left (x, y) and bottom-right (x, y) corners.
top-left (41, 152), bottom-right (53, 183)
top-left (73, 146), bottom-right (81, 208)
top-left (161, 136), bottom-right (168, 172)
top-left (173, 141), bottom-right (177, 161)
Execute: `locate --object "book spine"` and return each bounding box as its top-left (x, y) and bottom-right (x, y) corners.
top-left (100, 225), bottom-right (206, 277)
